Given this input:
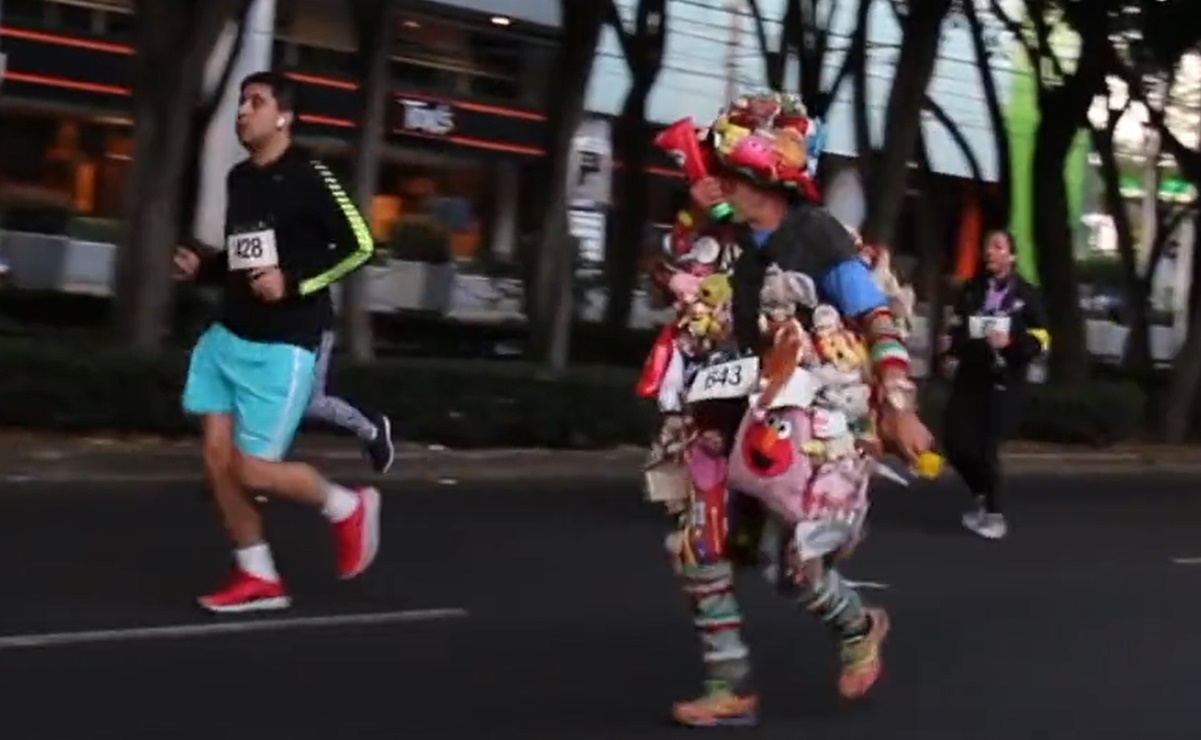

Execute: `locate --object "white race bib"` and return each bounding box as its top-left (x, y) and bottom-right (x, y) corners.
top-left (687, 357), bottom-right (759, 402)
top-left (968, 315), bottom-right (1010, 339)
top-left (226, 229), bottom-right (279, 271)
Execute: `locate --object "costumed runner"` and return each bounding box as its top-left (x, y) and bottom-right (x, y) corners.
top-left (651, 92), bottom-right (941, 727)
top-left (638, 123), bottom-right (764, 568)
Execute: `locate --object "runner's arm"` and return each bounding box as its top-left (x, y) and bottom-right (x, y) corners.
top-left (181, 236), bottom-right (228, 285)
top-left (282, 160), bottom-right (375, 297)
top-left (776, 213), bottom-right (911, 379)
top-left (1005, 282), bottom-right (1049, 364)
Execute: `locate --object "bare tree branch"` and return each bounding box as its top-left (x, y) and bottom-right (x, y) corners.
top-left (923, 93), bottom-right (983, 184)
top-left (605, 0), bottom-right (634, 64)
top-left (745, 0), bottom-right (772, 60)
top-left (1108, 46), bottom-right (1201, 184)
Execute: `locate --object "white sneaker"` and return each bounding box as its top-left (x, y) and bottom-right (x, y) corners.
top-left (962, 509), bottom-right (1008, 540)
top-left (961, 497), bottom-right (986, 530)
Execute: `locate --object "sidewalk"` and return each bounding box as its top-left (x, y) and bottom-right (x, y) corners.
top-left (0, 432), bottom-right (1199, 483)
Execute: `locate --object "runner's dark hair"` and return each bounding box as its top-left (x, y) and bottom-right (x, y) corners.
top-left (239, 70), bottom-right (300, 115)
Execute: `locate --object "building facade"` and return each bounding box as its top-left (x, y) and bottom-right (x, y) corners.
top-left (0, 0), bottom-right (1080, 279)
top-left (0, 0), bottom-right (665, 268)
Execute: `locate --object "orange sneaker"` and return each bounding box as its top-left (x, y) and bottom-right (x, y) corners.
top-left (837, 607), bottom-right (890, 699)
top-left (672, 681), bottom-right (759, 727)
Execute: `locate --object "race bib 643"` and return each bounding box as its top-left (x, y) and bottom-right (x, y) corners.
top-left (687, 357), bottom-right (759, 402)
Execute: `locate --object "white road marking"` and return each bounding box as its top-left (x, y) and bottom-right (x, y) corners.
top-left (843, 578), bottom-right (890, 591)
top-left (0, 607), bottom-right (469, 651)
top-left (1170, 557), bottom-right (1201, 565)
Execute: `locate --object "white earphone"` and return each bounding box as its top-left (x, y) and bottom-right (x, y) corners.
top-left (276, 115), bottom-right (287, 129)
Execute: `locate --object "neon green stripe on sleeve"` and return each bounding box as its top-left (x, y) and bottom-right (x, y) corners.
top-left (300, 161), bottom-right (375, 296)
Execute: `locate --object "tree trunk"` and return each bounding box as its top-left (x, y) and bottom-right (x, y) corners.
top-left (603, 96), bottom-right (650, 329)
top-left (962, 0), bottom-right (1010, 226)
top-left (342, 0), bottom-right (393, 362)
top-left (1092, 125), bottom-right (1152, 376)
top-left (115, 0), bottom-right (243, 351)
top-left (914, 131), bottom-right (948, 377)
top-left (860, 0), bottom-right (952, 246)
top-left (602, 0), bottom-right (666, 330)
top-left (1028, 12), bottom-right (1107, 386)
top-left (1162, 212), bottom-right (1201, 442)
top-left (746, 0), bottom-right (793, 91)
top-left (527, 0), bottom-right (608, 369)
top-left (849, 0), bottom-right (874, 193)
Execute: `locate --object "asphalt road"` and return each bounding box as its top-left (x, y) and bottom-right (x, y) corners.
top-left (1, 472), bottom-right (1199, 740)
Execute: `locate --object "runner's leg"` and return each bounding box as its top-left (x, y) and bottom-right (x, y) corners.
top-left (784, 556), bottom-right (889, 700)
top-left (184, 325), bottom-right (291, 613)
top-left (306, 331), bottom-right (378, 441)
top-left (305, 330), bottom-right (395, 473)
top-left (670, 423), bottom-right (758, 727)
top-left (196, 327), bottom-right (381, 613)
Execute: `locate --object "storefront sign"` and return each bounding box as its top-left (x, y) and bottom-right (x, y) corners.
top-left (398, 98), bottom-right (455, 136)
top-left (570, 117), bottom-right (613, 209)
top-left (569, 208), bottom-right (606, 266)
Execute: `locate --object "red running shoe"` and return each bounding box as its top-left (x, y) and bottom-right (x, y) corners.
top-left (198, 569), bottom-right (290, 614)
top-left (332, 486), bottom-right (382, 579)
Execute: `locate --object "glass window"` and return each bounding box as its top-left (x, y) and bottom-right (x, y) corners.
top-left (102, 9), bottom-right (135, 40)
top-left (0, 114), bottom-right (132, 229)
top-left (470, 75), bottom-right (519, 102)
top-left (468, 31), bottom-right (520, 78)
top-left (373, 160), bottom-right (487, 264)
top-left (390, 59), bottom-right (442, 91)
top-left (2, 0), bottom-right (48, 25)
top-left (295, 44), bottom-right (356, 76)
top-left (54, 3), bottom-right (97, 33)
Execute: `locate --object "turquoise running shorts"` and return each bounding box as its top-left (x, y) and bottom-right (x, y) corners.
top-left (182, 323), bottom-right (317, 461)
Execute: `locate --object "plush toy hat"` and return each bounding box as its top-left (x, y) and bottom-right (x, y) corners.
top-left (705, 91), bottom-right (824, 201)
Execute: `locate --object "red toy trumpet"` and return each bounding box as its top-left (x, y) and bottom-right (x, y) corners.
top-left (654, 118), bottom-right (733, 221)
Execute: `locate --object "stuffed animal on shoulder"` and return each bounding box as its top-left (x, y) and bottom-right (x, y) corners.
top-left (754, 265), bottom-right (820, 412)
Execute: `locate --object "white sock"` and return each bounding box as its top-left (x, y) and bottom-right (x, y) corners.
top-left (235, 543), bottom-right (279, 582)
top-left (321, 483), bottom-right (359, 523)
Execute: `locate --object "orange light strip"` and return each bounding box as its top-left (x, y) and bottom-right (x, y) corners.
top-left (7, 69), bottom-right (682, 176)
top-left (0, 26), bottom-right (134, 54)
top-left (285, 71), bottom-right (545, 121)
top-left (2, 70), bottom-right (130, 95)
top-left (299, 113), bottom-right (544, 156)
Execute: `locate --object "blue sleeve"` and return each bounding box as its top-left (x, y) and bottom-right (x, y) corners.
top-left (819, 259), bottom-right (889, 317)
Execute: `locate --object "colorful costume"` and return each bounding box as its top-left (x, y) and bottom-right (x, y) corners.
top-left (640, 208), bottom-right (742, 513)
top-left (647, 93), bottom-right (936, 728)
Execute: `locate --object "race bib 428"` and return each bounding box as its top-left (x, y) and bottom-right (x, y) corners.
top-left (226, 229), bottom-right (280, 271)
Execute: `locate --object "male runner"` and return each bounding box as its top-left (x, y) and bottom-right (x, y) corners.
top-left (183, 236), bottom-right (395, 474)
top-left (173, 71), bottom-right (379, 613)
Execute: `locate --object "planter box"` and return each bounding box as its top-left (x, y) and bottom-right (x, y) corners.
top-left (361, 259), bottom-right (456, 315)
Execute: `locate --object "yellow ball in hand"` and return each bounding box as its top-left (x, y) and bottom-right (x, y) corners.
top-left (913, 451), bottom-right (944, 479)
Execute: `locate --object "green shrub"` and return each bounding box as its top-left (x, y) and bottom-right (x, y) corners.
top-left (920, 379), bottom-right (1146, 446)
top-left (1076, 255), bottom-right (1126, 290)
top-left (0, 337), bottom-right (1148, 448)
top-left (387, 218), bottom-right (451, 264)
top-left (66, 217), bottom-right (126, 245)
